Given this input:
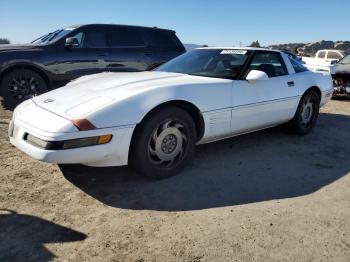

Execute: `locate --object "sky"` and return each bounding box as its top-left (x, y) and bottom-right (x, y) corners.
top-left (0, 0), bottom-right (348, 46)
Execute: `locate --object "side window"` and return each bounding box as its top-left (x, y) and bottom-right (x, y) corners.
top-left (249, 52), bottom-right (288, 77)
top-left (205, 53), bottom-right (249, 77)
top-left (289, 57), bottom-right (308, 73)
top-left (83, 30), bottom-right (106, 48)
top-left (327, 51), bottom-right (342, 60)
top-left (108, 28), bottom-right (145, 47)
top-left (70, 32), bottom-right (84, 47)
top-left (147, 30), bottom-right (183, 50)
top-left (317, 51), bottom-right (326, 59)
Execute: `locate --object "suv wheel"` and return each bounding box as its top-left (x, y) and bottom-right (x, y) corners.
top-left (0, 69), bottom-right (48, 109)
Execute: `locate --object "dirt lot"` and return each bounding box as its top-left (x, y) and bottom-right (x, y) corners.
top-left (1, 99), bottom-right (350, 262)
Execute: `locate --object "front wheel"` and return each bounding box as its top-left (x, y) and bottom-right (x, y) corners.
top-left (130, 106), bottom-right (197, 179)
top-left (0, 69), bottom-right (48, 109)
top-left (289, 90), bottom-right (320, 135)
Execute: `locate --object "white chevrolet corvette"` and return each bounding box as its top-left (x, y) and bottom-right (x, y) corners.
top-left (9, 47), bottom-right (333, 178)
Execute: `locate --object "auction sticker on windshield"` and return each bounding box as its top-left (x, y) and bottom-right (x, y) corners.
top-left (220, 50), bottom-right (247, 55)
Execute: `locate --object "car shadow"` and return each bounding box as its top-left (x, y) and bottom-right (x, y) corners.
top-left (61, 113), bottom-right (350, 211)
top-left (0, 209), bottom-right (86, 262)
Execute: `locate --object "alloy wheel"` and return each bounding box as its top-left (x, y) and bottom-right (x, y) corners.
top-left (8, 75), bottom-right (40, 102)
top-left (148, 119), bottom-right (188, 168)
top-left (300, 95), bottom-right (316, 128)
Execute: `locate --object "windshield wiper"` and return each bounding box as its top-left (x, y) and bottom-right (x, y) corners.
top-left (189, 72), bottom-right (234, 80)
top-left (31, 32), bottom-right (52, 44)
top-left (46, 30), bottom-right (63, 42)
top-left (31, 30), bottom-right (60, 44)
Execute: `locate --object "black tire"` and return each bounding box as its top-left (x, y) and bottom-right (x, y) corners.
top-left (130, 106), bottom-right (197, 179)
top-left (0, 69), bottom-right (48, 109)
top-left (289, 90), bottom-right (320, 135)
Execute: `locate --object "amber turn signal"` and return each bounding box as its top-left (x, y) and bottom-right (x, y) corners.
top-left (98, 134), bottom-right (113, 144)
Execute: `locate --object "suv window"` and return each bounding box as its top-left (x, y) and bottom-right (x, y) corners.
top-left (249, 52), bottom-right (288, 77)
top-left (83, 30), bottom-right (106, 48)
top-left (318, 51), bottom-right (326, 58)
top-left (70, 32), bottom-right (84, 47)
top-left (327, 51), bottom-right (342, 60)
top-left (108, 28), bottom-right (145, 47)
top-left (289, 57), bottom-right (308, 73)
top-left (147, 30), bottom-right (183, 50)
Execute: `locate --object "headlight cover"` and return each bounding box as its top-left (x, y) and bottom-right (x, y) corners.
top-left (24, 133), bottom-right (112, 150)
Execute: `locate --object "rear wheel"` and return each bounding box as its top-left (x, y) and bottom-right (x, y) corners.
top-left (0, 69), bottom-right (48, 109)
top-left (130, 107), bottom-right (196, 179)
top-left (289, 90), bottom-right (320, 135)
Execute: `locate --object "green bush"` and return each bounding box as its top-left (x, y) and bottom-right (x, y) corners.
top-left (0, 38), bottom-right (10, 44)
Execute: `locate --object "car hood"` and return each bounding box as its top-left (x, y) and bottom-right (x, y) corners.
top-left (32, 71), bottom-right (214, 120)
top-left (333, 63), bottom-right (350, 74)
top-left (0, 44), bottom-right (41, 52)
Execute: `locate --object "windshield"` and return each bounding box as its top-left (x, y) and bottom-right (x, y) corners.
top-left (341, 51), bottom-right (349, 57)
top-left (339, 55), bottom-right (350, 64)
top-left (31, 28), bottom-right (75, 44)
top-left (157, 49), bottom-right (250, 79)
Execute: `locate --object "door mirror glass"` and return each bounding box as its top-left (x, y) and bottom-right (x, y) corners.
top-left (65, 37), bottom-right (79, 47)
top-left (246, 70), bottom-right (269, 83)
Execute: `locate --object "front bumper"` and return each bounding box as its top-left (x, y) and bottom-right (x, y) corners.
top-left (9, 117), bottom-right (135, 167)
top-left (333, 85), bottom-right (350, 95)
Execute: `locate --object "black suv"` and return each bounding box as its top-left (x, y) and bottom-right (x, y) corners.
top-left (0, 24), bottom-right (185, 108)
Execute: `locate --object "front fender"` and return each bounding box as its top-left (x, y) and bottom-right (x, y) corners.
top-left (0, 48), bottom-right (56, 85)
top-left (88, 82), bottom-right (232, 128)
top-left (1, 60), bottom-right (49, 74)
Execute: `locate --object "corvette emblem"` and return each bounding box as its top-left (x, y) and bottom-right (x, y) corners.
top-left (43, 98), bottom-right (54, 103)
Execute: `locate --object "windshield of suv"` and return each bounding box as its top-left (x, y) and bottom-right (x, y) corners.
top-left (339, 55), bottom-right (350, 64)
top-left (31, 28), bottom-right (75, 44)
top-left (157, 49), bottom-right (250, 79)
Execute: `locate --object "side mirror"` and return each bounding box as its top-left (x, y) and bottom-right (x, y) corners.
top-left (246, 70), bottom-right (269, 84)
top-left (65, 37), bottom-right (79, 47)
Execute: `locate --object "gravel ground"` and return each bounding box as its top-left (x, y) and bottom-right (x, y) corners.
top-left (1, 99), bottom-right (350, 261)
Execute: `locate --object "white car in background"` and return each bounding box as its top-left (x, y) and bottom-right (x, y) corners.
top-left (9, 47), bottom-right (333, 179)
top-left (302, 49), bottom-right (348, 73)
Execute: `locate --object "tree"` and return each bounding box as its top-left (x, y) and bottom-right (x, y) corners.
top-left (292, 47), bottom-right (299, 55)
top-left (249, 40), bottom-right (261, 48)
top-left (0, 38), bottom-right (10, 44)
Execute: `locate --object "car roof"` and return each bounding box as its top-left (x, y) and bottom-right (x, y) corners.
top-left (197, 47), bottom-right (281, 52)
top-left (317, 49), bottom-right (343, 52)
top-left (66, 23), bottom-right (175, 33)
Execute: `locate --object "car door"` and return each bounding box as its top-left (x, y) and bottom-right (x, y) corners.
top-left (231, 51), bottom-right (299, 134)
top-left (56, 25), bottom-right (109, 83)
top-left (106, 26), bottom-right (150, 72)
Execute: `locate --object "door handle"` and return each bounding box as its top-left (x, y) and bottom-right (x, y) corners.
top-left (287, 81), bottom-right (295, 87)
